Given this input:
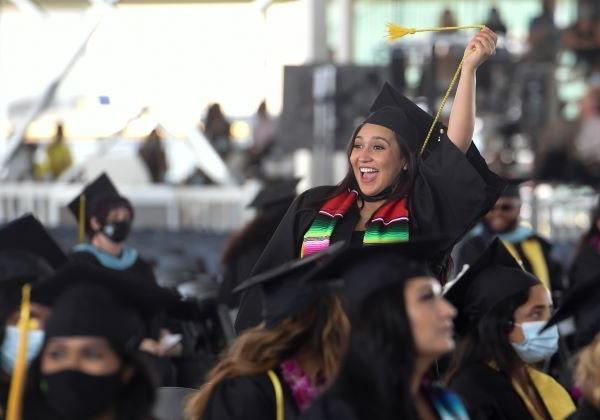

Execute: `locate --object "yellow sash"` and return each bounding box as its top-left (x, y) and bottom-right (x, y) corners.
top-left (501, 239), bottom-right (550, 290)
top-left (511, 367), bottom-right (575, 420)
top-left (267, 369), bottom-right (284, 420)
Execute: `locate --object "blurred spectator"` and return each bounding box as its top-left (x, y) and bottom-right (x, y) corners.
top-left (571, 86), bottom-right (600, 185)
top-left (202, 103), bottom-right (232, 159)
top-left (44, 123), bottom-right (72, 180)
top-left (139, 128), bottom-right (168, 183)
top-left (484, 6), bottom-right (507, 35)
top-left (526, 0), bottom-right (560, 63)
top-left (562, 1), bottom-right (600, 75)
top-left (247, 101), bottom-right (277, 176)
top-left (439, 7), bottom-right (457, 27)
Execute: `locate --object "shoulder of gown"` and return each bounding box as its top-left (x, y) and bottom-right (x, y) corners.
top-left (448, 363), bottom-right (532, 420)
top-left (412, 135), bottom-right (506, 255)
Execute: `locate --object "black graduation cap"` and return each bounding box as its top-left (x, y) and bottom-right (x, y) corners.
top-left (323, 236), bottom-right (448, 308)
top-left (444, 238), bottom-right (540, 335)
top-left (364, 82), bottom-right (445, 153)
top-left (0, 214), bottom-right (68, 322)
top-left (67, 172), bottom-right (119, 225)
top-left (500, 177), bottom-right (529, 199)
top-left (542, 275), bottom-right (600, 350)
top-left (32, 261), bottom-right (181, 321)
top-left (247, 178), bottom-right (300, 209)
top-left (233, 241), bottom-right (347, 328)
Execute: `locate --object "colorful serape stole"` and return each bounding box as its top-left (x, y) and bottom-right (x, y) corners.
top-left (300, 190), bottom-right (410, 258)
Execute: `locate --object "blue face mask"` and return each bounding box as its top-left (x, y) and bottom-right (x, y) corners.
top-left (1, 325), bottom-right (45, 374)
top-left (511, 320), bottom-right (558, 364)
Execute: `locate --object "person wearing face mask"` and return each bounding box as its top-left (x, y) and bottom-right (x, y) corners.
top-left (541, 273), bottom-right (600, 419)
top-left (302, 237), bottom-right (467, 420)
top-left (445, 238), bottom-right (575, 420)
top-left (23, 262), bottom-right (185, 420)
top-left (0, 214), bottom-right (68, 418)
top-left (454, 179), bottom-right (564, 301)
top-left (236, 28), bottom-right (506, 332)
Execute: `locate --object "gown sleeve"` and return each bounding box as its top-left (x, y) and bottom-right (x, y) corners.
top-left (234, 187), bottom-right (334, 332)
top-left (202, 376), bottom-right (275, 420)
top-left (411, 136), bottom-right (506, 255)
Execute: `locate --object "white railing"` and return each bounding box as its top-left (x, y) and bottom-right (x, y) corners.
top-left (0, 181), bottom-right (261, 232)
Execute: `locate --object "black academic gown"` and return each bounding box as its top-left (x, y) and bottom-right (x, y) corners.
top-left (202, 369), bottom-right (299, 420)
top-left (569, 245), bottom-right (600, 287)
top-left (449, 363), bottom-right (533, 420)
top-left (70, 249), bottom-right (157, 284)
top-left (236, 137), bottom-right (505, 331)
top-left (567, 400), bottom-right (600, 420)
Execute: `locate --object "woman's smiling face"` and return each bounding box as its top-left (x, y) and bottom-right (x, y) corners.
top-left (350, 123), bottom-right (405, 197)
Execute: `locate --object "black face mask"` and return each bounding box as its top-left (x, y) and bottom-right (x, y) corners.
top-left (41, 370), bottom-right (123, 420)
top-left (101, 221), bottom-right (131, 243)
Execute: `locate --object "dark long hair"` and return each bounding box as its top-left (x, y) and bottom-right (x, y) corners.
top-left (324, 283), bottom-right (419, 420)
top-left (310, 123), bottom-right (418, 210)
top-left (23, 342), bottom-right (156, 420)
top-left (446, 288), bottom-right (531, 383)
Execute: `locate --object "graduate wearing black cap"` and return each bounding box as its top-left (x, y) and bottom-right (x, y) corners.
top-left (22, 262), bottom-right (184, 420)
top-left (569, 197), bottom-right (600, 287)
top-left (446, 239), bottom-right (575, 420)
top-left (542, 274), bottom-right (600, 419)
top-left (219, 178), bottom-right (300, 308)
top-left (186, 243), bottom-right (349, 420)
top-left (0, 214), bottom-right (67, 416)
top-left (67, 173), bottom-right (154, 283)
top-left (454, 178), bottom-right (564, 297)
top-left (302, 237), bottom-right (468, 420)
top-left (236, 28), bottom-right (505, 332)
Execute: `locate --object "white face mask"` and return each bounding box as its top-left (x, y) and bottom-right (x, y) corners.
top-left (511, 320), bottom-right (558, 364)
top-left (1, 325), bottom-right (45, 374)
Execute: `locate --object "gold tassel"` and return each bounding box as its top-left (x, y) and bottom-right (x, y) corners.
top-left (78, 193), bottom-right (86, 243)
top-left (6, 283), bottom-right (32, 420)
top-left (386, 23), bottom-right (483, 41)
top-left (385, 23), bottom-right (483, 154)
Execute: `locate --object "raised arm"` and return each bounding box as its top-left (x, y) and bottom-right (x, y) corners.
top-left (447, 27), bottom-right (497, 153)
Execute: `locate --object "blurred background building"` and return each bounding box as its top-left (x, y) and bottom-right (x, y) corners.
top-left (0, 0), bottom-right (599, 288)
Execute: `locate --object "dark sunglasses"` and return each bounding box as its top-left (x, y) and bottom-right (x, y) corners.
top-left (492, 204), bottom-right (518, 212)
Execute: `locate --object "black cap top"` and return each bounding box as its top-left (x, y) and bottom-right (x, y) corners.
top-left (44, 284), bottom-right (145, 350)
top-left (247, 178), bottom-right (300, 209)
top-left (0, 213), bottom-right (67, 271)
top-left (500, 177), bottom-right (530, 199)
top-left (364, 82), bottom-right (445, 153)
top-left (0, 214), bottom-right (68, 321)
top-left (67, 173), bottom-right (119, 224)
top-left (444, 238), bottom-right (540, 334)
top-left (233, 241), bottom-right (347, 328)
top-left (543, 275), bottom-right (600, 350)
top-left (324, 236), bottom-right (448, 308)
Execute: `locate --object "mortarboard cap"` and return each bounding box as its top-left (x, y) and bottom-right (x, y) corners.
top-left (444, 238), bottom-right (540, 334)
top-left (542, 275), bottom-right (600, 350)
top-left (233, 241), bottom-right (347, 328)
top-left (322, 236), bottom-right (448, 308)
top-left (0, 214), bottom-right (68, 322)
top-left (67, 173), bottom-right (122, 242)
top-left (364, 82), bottom-right (446, 153)
top-left (500, 177), bottom-right (529, 199)
top-left (247, 178), bottom-right (300, 209)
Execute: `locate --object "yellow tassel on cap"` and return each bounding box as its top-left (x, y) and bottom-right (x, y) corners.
top-left (78, 193), bottom-right (86, 243)
top-left (6, 283), bottom-right (32, 420)
top-left (386, 23), bottom-right (483, 41)
top-left (385, 22), bottom-right (484, 154)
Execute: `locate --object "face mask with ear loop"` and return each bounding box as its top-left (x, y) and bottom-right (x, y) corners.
top-left (511, 320), bottom-right (559, 364)
top-left (100, 221), bottom-right (131, 243)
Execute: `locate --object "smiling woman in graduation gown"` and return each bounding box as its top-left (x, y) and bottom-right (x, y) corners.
top-left (236, 28), bottom-right (506, 332)
top-left (186, 243), bottom-right (349, 420)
